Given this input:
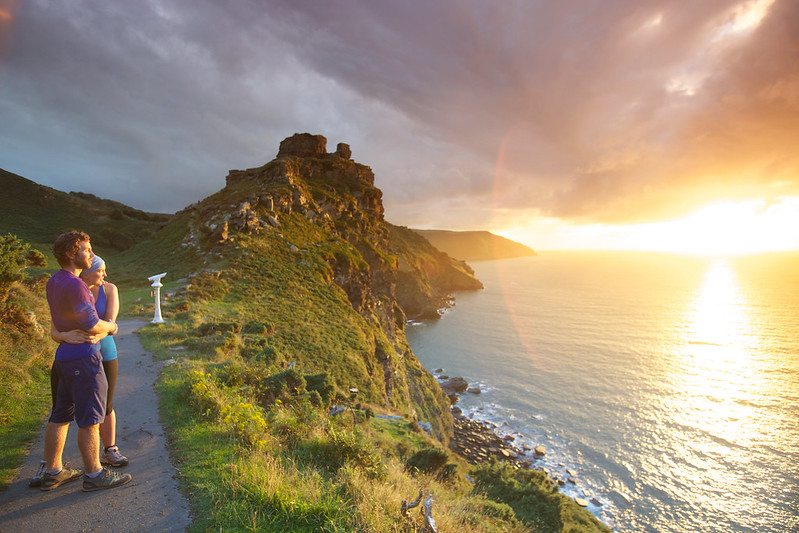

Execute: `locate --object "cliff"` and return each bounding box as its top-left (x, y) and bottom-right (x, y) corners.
top-left (389, 223), bottom-right (483, 319)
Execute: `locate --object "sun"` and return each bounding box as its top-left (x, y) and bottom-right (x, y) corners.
top-left (621, 198), bottom-right (799, 255)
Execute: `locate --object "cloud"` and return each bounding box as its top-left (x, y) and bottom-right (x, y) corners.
top-left (0, 0), bottom-right (796, 228)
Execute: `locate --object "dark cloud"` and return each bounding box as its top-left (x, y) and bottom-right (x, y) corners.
top-left (0, 0), bottom-right (796, 228)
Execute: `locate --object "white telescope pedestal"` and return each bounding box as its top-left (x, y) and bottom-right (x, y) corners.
top-left (148, 272), bottom-right (167, 324)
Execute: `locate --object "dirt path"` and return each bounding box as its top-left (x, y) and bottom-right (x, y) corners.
top-left (0, 320), bottom-right (191, 532)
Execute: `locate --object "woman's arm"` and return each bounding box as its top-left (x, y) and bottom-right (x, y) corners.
top-left (104, 282), bottom-right (120, 324)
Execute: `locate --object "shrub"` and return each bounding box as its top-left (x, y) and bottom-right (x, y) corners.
top-left (405, 447), bottom-right (455, 481)
top-left (220, 400), bottom-right (269, 450)
top-left (241, 320), bottom-right (274, 335)
top-left (305, 390), bottom-right (323, 407)
top-left (187, 370), bottom-right (225, 416)
top-left (304, 371), bottom-right (335, 407)
top-left (186, 271), bottom-right (229, 301)
top-left (302, 426), bottom-right (384, 479)
top-left (186, 369), bottom-right (269, 450)
top-left (214, 331), bottom-right (243, 359)
top-left (258, 368), bottom-right (306, 405)
top-left (251, 345), bottom-right (278, 364)
top-left (0, 234), bottom-right (46, 302)
top-left (195, 321), bottom-right (241, 336)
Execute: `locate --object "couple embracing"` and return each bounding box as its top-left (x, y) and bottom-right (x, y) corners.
top-left (32, 230), bottom-right (132, 492)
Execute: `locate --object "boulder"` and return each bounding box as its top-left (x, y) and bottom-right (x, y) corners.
top-left (534, 445), bottom-right (546, 456)
top-left (439, 377), bottom-right (468, 393)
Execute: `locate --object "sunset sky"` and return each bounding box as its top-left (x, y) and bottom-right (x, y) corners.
top-left (1, 0), bottom-right (797, 252)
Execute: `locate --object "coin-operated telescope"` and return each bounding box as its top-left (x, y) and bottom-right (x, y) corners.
top-left (147, 272), bottom-right (167, 324)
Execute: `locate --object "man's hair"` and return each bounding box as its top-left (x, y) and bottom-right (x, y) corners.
top-left (53, 231), bottom-right (90, 267)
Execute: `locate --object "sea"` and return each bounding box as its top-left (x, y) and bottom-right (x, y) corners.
top-left (405, 251), bottom-right (799, 533)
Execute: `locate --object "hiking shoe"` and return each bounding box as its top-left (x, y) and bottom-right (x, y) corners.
top-left (29, 460), bottom-right (47, 488)
top-left (101, 445), bottom-right (129, 467)
top-left (40, 466), bottom-right (83, 491)
top-left (82, 467), bottom-right (132, 492)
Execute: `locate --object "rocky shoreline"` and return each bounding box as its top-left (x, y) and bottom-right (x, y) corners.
top-left (449, 411), bottom-right (535, 467)
top-left (438, 373), bottom-right (597, 507)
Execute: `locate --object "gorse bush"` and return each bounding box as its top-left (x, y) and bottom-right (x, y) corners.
top-left (301, 426), bottom-right (385, 480)
top-left (220, 400), bottom-right (269, 450)
top-left (185, 270), bottom-right (229, 302)
top-left (0, 233), bottom-right (46, 302)
top-left (0, 248), bottom-right (52, 488)
top-left (303, 371), bottom-right (335, 407)
top-left (405, 446), bottom-right (458, 481)
top-left (187, 369), bottom-right (225, 416)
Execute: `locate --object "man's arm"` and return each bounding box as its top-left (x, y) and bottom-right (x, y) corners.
top-left (50, 323), bottom-right (107, 344)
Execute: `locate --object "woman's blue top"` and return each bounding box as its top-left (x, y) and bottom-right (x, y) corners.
top-left (95, 284), bottom-right (118, 362)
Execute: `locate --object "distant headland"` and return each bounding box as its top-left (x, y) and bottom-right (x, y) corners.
top-left (413, 229), bottom-right (537, 261)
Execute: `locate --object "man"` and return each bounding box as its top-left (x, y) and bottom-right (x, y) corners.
top-left (41, 230), bottom-right (132, 491)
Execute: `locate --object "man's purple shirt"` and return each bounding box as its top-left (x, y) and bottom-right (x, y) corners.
top-left (46, 269), bottom-right (100, 361)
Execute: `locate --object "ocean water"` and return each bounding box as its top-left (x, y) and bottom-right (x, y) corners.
top-left (406, 251), bottom-right (799, 533)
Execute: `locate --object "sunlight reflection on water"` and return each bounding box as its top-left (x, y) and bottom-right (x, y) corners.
top-left (407, 252), bottom-right (799, 532)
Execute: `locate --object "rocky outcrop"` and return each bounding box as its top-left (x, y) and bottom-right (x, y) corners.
top-left (277, 133), bottom-right (327, 158)
top-left (275, 133), bottom-right (354, 161)
top-left (336, 142), bottom-right (352, 159)
top-left (438, 376), bottom-right (469, 403)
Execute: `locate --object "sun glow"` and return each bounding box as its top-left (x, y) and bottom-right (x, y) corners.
top-left (620, 198), bottom-right (799, 255)
top-left (500, 197), bottom-right (799, 254)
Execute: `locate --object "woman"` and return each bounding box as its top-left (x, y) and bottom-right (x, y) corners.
top-left (78, 255), bottom-right (128, 467)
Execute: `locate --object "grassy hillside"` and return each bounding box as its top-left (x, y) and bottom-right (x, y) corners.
top-left (0, 168), bottom-right (171, 261)
top-left (414, 229), bottom-right (537, 261)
